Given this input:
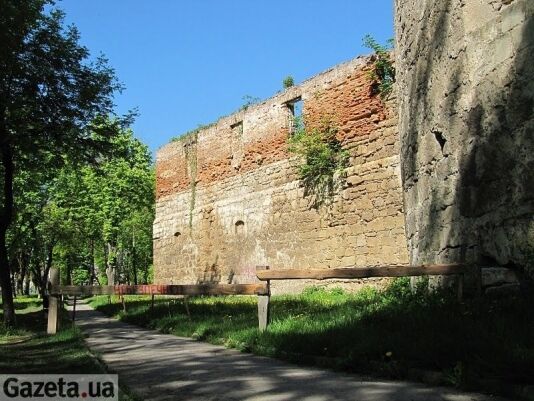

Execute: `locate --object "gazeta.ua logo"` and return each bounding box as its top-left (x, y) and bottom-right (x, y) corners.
top-left (0, 375), bottom-right (118, 401)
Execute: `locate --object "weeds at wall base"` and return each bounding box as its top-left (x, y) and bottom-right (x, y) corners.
top-left (362, 35), bottom-right (396, 100)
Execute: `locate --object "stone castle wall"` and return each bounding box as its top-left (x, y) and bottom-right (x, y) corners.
top-left (395, 0), bottom-right (534, 271)
top-left (154, 56), bottom-right (409, 292)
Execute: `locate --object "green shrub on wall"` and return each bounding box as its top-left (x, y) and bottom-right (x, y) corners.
top-left (288, 117), bottom-right (349, 207)
top-left (283, 75), bottom-right (295, 89)
top-left (362, 35), bottom-right (396, 99)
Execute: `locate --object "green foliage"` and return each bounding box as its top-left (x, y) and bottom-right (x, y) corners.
top-left (90, 281), bottom-right (534, 396)
top-left (288, 117), bottom-right (349, 207)
top-left (7, 122), bottom-right (155, 294)
top-left (0, 296), bottom-right (139, 400)
top-left (170, 125), bottom-right (201, 232)
top-left (183, 134), bottom-right (198, 231)
top-left (71, 266), bottom-right (90, 285)
top-left (0, 0), bottom-right (126, 324)
top-left (362, 35), bottom-right (396, 99)
top-left (283, 76), bottom-right (295, 89)
top-left (0, 1), bottom-right (124, 168)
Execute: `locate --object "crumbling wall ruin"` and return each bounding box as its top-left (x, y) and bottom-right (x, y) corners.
top-left (153, 56), bottom-right (409, 291)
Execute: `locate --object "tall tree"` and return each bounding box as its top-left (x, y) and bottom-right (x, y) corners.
top-left (0, 0), bottom-right (122, 325)
top-left (49, 128), bottom-right (154, 286)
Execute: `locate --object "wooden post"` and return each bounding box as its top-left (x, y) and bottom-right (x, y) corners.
top-left (108, 273), bottom-right (114, 305)
top-left (184, 296), bottom-right (191, 320)
top-left (257, 266), bottom-right (270, 332)
top-left (72, 295), bottom-right (77, 322)
top-left (121, 295), bottom-right (126, 313)
top-left (47, 268), bottom-right (60, 335)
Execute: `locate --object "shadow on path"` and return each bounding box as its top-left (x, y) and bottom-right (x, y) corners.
top-left (72, 301), bottom-right (510, 401)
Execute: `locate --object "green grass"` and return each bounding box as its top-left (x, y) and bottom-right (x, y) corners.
top-left (89, 279), bottom-right (534, 394)
top-left (0, 296), bottom-right (139, 401)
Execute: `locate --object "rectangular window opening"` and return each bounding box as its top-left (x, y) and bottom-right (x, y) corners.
top-left (286, 97), bottom-right (303, 134)
top-left (230, 121), bottom-right (244, 138)
top-left (230, 121), bottom-right (243, 129)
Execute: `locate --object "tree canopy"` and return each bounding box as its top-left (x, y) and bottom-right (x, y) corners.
top-left (0, 0), bottom-right (149, 325)
top-left (9, 127), bottom-right (154, 299)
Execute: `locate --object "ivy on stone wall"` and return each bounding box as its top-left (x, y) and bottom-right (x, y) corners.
top-left (170, 127), bottom-right (204, 232)
top-left (182, 133), bottom-right (198, 231)
top-left (288, 117), bottom-right (349, 207)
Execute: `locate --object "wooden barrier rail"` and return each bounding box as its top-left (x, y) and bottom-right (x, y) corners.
top-left (47, 264), bottom-right (467, 335)
top-left (256, 264), bottom-right (468, 280)
top-left (50, 283), bottom-right (269, 296)
top-left (46, 269), bottom-right (270, 335)
top-left (255, 264), bottom-right (468, 331)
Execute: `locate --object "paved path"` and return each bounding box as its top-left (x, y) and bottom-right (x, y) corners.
top-left (73, 301), bottom-right (509, 401)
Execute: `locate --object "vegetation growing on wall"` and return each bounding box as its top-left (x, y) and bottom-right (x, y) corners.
top-left (362, 35), bottom-right (396, 99)
top-left (171, 125), bottom-right (204, 232)
top-left (182, 133), bottom-right (198, 231)
top-left (283, 76), bottom-right (295, 88)
top-left (240, 95), bottom-right (261, 111)
top-left (288, 117), bottom-right (349, 207)
top-left (171, 123), bottom-right (214, 143)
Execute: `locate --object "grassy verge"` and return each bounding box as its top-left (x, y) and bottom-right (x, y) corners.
top-left (0, 296), bottom-right (139, 401)
top-left (89, 279), bottom-right (534, 396)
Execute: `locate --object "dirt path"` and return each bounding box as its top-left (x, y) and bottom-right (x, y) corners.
top-left (73, 301), bottom-right (509, 401)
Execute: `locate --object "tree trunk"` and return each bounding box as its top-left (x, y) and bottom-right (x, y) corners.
top-left (119, 249), bottom-right (131, 285)
top-left (90, 240), bottom-right (96, 285)
top-left (104, 242), bottom-right (115, 285)
top-left (0, 233), bottom-right (15, 325)
top-left (10, 270), bottom-right (16, 297)
top-left (0, 140), bottom-right (15, 325)
top-left (16, 253), bottom-right (27, 296)
top-left (132, 230), bottom-right (138, 285)
top-left (42, 245), bottom-right (54, 292)
top-left (143, 258), bottom-right (150, 284)
top-left (132, 256), bottom-right (138, 285)
top-left (24, 275), bottom-right (30, 296)
top-left (66, 259), bottom-right (72, 285)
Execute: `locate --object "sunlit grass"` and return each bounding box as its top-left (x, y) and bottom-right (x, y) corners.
top-left (0, 296), bottom-right (42, 343)
top-left (0, 296), bottom-right (139, 401)
top-left (89, 279), bottom-right (534, 392)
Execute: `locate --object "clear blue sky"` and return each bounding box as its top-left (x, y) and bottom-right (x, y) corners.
top-left (59, 0), bottom-right (394, 153)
